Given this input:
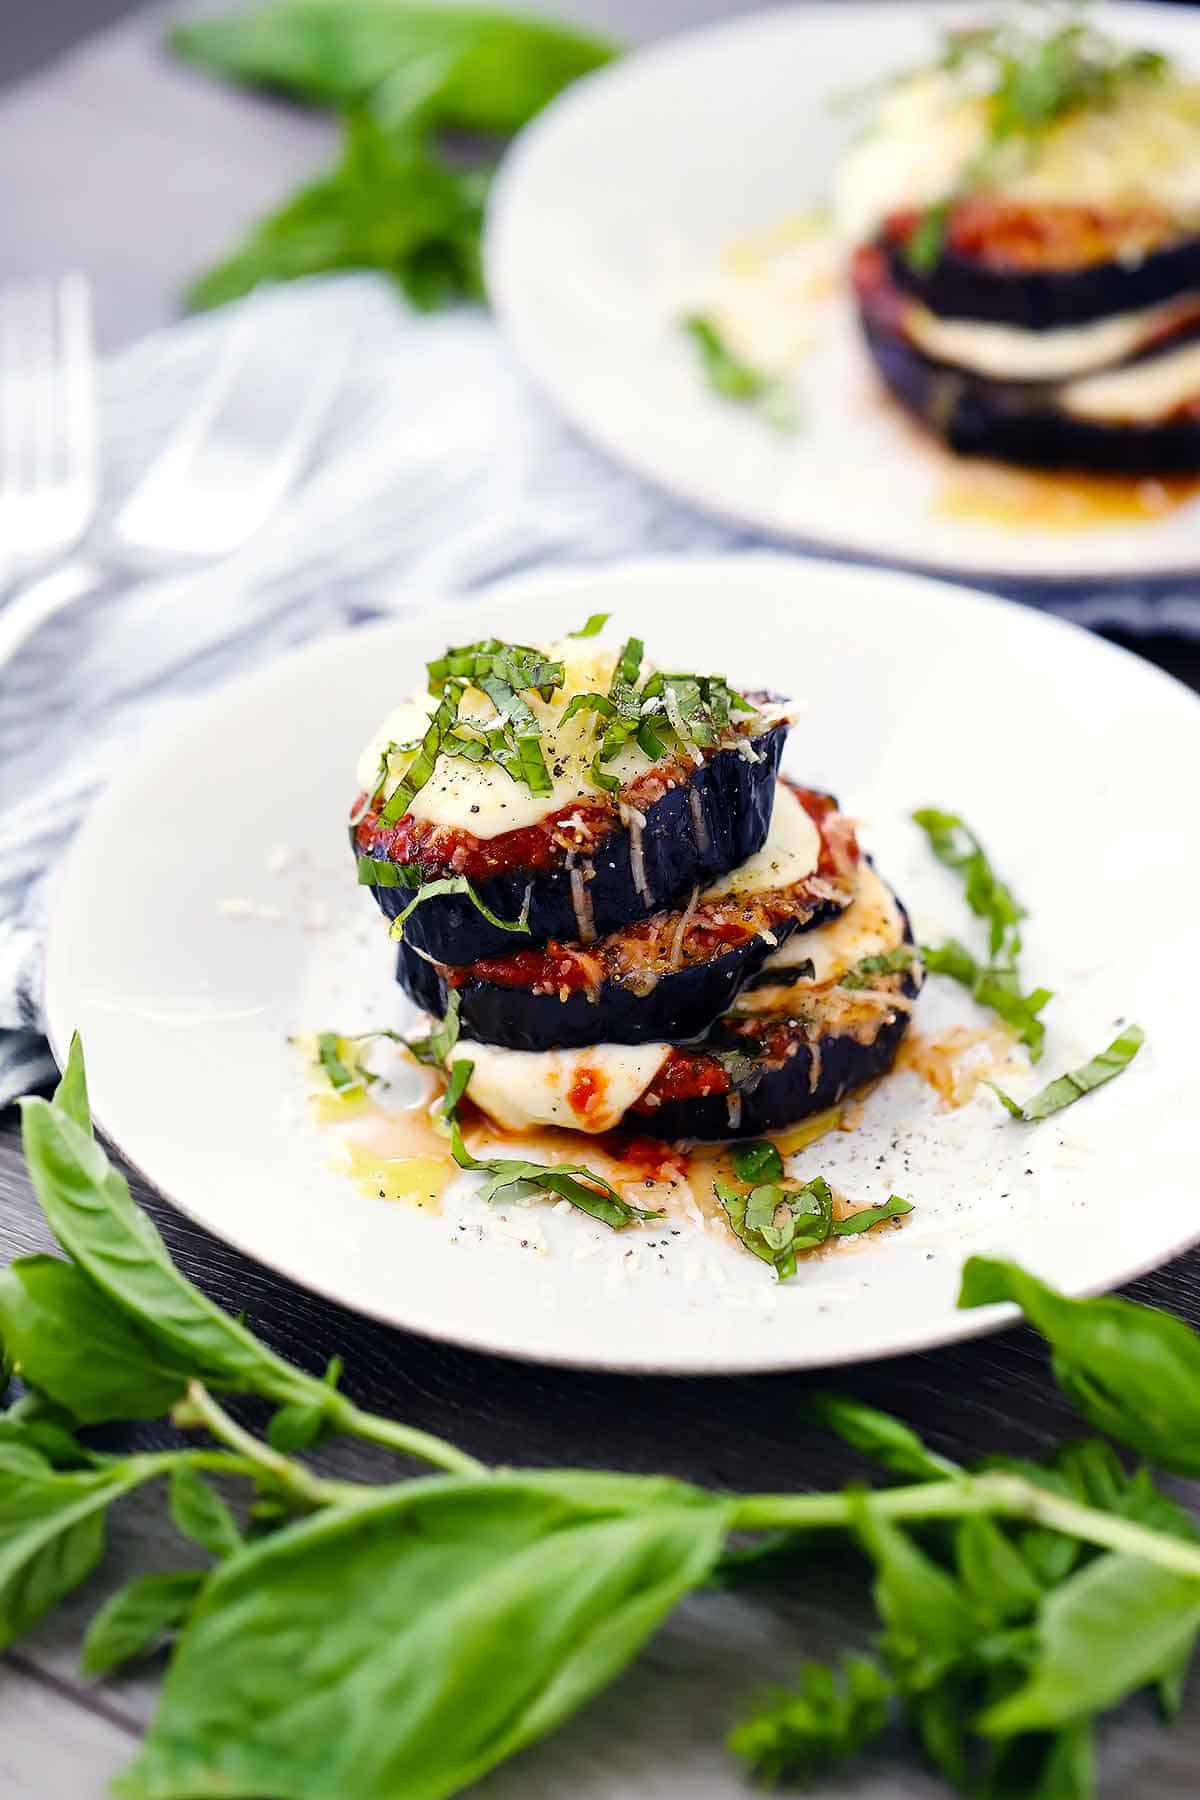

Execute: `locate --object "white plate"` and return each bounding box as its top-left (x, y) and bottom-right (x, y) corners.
top-left (44, 555), bottom-right (1200, 1372)
top-left (486, 1), bottom-right (1200, 584)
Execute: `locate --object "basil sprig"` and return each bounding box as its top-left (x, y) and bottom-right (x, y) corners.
top-left (989, 1024), bottom-right (1144, 1122)
top-left (11, 1038), bottom-right (1200, 1799)
top-left (386, 875), bottom-right (531, 941)
top-left (442, 1058), bottom-right (661, 1230)
top-left (403, 992), bottom-right (462, 1069)
top-left (913, 809), bottom-right (1053, 1059)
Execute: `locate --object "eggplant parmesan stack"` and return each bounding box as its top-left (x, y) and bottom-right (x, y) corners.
top-left (838, 19), bottom-right (1200, 472)
top-left (350, 622), bottom-right (920, 1143)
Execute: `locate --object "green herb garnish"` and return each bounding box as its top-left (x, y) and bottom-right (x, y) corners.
top-left (443, 1058), bottom-right (660, 1229)
top-left (913, 809), bottom-right (1053, 1059)
top-left (682, 314), bottom-right (797, 431)
top-left (570, 612), bottom-right (610, 638)
top-left (903, 18), bottom-right (1171, 271)
top-left (10, 1036), bottom-right (1200, 1800)
top-left (170, 5), bottom-right (619, 311)
top-left (731, 1140), bottom-right (785, 1184)
top-left (386, 875), bottom-right (531, 941)
top-left (403, 992), bottom-right (462, 1069)
top-left (990, 1023), bottom-right (1144, 1121)
top-left (840, 944), bottom-right (919, 989)
top-left (715, 1174), bottom-right (911, 1281)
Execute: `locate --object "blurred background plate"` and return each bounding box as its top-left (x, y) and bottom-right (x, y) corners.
top-left (42, 554), bottom-right (1200, 1372)
top-left (486, 0), bottom-right (1200, 583)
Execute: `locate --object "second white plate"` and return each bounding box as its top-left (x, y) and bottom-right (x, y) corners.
top-left (486, 0), bottom-right (1200, 583)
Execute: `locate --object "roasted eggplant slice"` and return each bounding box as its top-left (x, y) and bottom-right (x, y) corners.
top-left (396, 785), bottom-right (860, 1048)
top-left (880, 203), bottom-right (1200, 331)
top-left (356, 720), bottom-right (789, 965)
top-left (860, 304), bottom-right (1200, 473)
top-left (629, 944), bottom-right (922, 1142)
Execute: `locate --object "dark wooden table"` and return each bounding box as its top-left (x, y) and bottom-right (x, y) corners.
top-left (3, 3), bottom-right (1200, 1795)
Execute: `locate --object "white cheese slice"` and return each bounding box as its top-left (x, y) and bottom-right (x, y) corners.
top-left (835, 69), bottom-right (1200, 247)
top-left (461, 1041), bottom-right (672, 1134)
top-left (701, 783), bottom-right (819, 901)
top-left (1058, 337), bottom-right (1200, 422)
top-left (903, 294), bottom-right (1200, 383)
top-left (732, 864), bottom-right (905, 1015)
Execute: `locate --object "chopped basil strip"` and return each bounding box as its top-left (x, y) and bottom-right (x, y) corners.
top-left (356, 857), bottom-right (422, 889)
top-left (681, 314), bottom-right (797, 431)
top-left (922, 939), bottom-right (1052, 1061)
top-left (840, 945), bottom-right (918, 990)
top-left (569, 612), bottom-right (609, 638)
top-left (381, 685), bottom-right (462, 824)
top-left (832, 1195), bottom-right (913, 1236)
top-left (405, 993), bottom-right (461, 1069)
top-left (442, 1059), bottom-right (659, 1230)
top-left (990, 1024), bottom-right (1145, 1122)
top-left (313, 1029), bottom-right (407, 1095)
top-left (731, 1140), bottom-right (785, 1184)
top-left (387, 877), bottom-right (531, 942)
top-left (912, 809), bottom-right (1024, 961)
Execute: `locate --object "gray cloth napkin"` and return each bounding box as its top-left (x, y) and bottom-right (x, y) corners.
top-left (2, 272), bottom-right (1197, 1108)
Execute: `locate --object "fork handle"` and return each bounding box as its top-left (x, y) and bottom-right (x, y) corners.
top-left (0, 559), bottom-right (103, 668)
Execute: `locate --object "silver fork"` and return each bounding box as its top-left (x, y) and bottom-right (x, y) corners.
top-left (0, 295), bottom-right (346, 669)
top-left (0, 274), bottom-right (97, 593)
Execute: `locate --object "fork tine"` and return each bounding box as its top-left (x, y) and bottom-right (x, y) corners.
top-left (56, 272), bottom-right (96, 492)
top-left (0, 274), bottom-right (96, 569)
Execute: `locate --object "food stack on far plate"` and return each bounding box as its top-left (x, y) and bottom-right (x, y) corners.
top-left (351, 623), bottom-right (922, 1143)
top-left (839, 15), bottom-right (1200, 474)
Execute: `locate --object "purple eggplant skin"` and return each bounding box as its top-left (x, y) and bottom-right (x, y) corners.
top-left (358, 724), bottom-right (787, 966)
top-left (395, 889), bottom-right (847, 1050)
top-left (630, 965), bottom-right (922, 1142)
top-left (861, 309), bottom-right (1200, 474)
top-left (882, 230), bottom-right (1200, 330)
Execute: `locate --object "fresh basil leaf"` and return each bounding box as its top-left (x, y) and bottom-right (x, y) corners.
top-left (0, 1394), bottom-right (94, 1469)
top-left (715, 1176), bottom-right (834, 1280)
top-left (906, 199), bottom-right (951, 272)
top-left (20, 1089), bottom-right (313, 1407)
top-left (922, 938), bottom-right (1052, 1061)
top-left (0, 1447), bottom-right (155, 1653)
top-left (569, 612), bottom-right (609, 639)
top-left (853, 1498), bottom-right (977, 1691)
top-left (383, 680), bottom-right (462, 823)
top-left (730, 1140), bottom-right (784, 1184)
top-left (388, 875), bottom-right (530, 942)
top-left (53, 1032), bottom-right (92, 1136)
top-left (954, 1514), bottom-right (1043, 1625)
top-left (120, 1474), bottom-right (732, 1800)
top-left (981, 1553), bottom-right (1200, 1734)
top-left (169, 1465), bottom-right (243, 1561)
top-left (805, 1394), bottom-right (962, 1482)
top-left (82, 1570), bottom-right (207, 1679)
top-left (832, 1195), bottom-right (913, 1236)
top-left (912, 808), bottom-right (1025, 961)
top-left (681, 314), bottom-right (797, 431)
top-left (981, 1723), bottom-right (1095, 1800)
top-left (267, 1400), bottom-right (334, 1455)
top-left (959, 1258), bottom-right (1200, 1475)
top-left (168, 4), bottom-right (617, 134)
top-left (728, 1654), bottom-right (893, 1785)
top-left (187, 111), bottom-right (488, 313)
top-left (0, 1257), bottom-right (192, 1425)
top-left (989, 1024), bottom-right (1144, 1121)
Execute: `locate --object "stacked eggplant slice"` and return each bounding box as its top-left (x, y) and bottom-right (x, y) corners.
top-left (837, 18), bottom-right (1200, 473)
top-left (351, 625), bottom-right (921, 1141)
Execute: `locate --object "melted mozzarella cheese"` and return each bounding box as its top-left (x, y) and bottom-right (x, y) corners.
top-left (835, 69), bottom-right (1200, 247)
top-left (1059, 337), bottom-right (1200, 421)
top-left (701, 784), bottom-right (819, 900)
top-left (904, 294), bottom-right (1200, 383)
top-left (355, 638), bottom-right (654, 839)
top-left (461, 1041), bottom-right (671, 1134)
top-left (733, 864), bottom-right (905, 1015)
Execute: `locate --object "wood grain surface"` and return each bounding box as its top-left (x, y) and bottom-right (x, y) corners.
top-left (3, 2), bottom-right (1200, 1795)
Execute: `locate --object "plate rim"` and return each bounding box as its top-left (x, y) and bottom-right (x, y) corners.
top-left (41, 550), bottom-right (1200, 1373)
top-left (484, 0), bottom-right (1200, 588)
